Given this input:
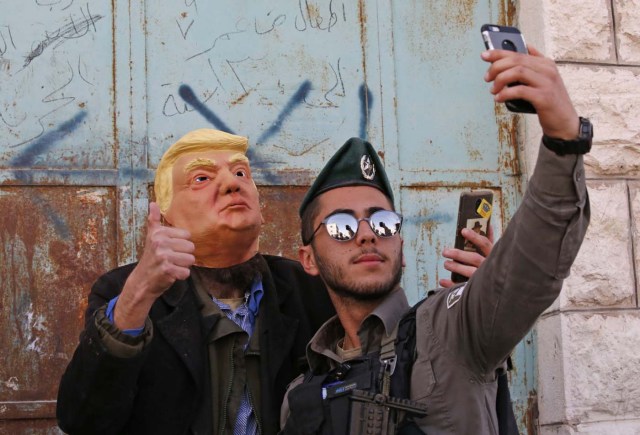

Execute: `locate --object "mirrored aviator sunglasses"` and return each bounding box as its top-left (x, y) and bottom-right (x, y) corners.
top-left (313, 210), bottom-right (403, 242)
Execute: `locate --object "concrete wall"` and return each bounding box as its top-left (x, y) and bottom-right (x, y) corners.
top-left (521, 0), bottom-right (640, 432)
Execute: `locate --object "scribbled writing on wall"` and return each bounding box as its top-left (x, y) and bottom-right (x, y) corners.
top-left (177, 81), bottom-right (373, 148)
top-left (0, 3), bottom-right (104, 151)
top-left (2, 0), bottom-right (372, 165)
top-left (157, 0), bottom-right (365, 136)
top-left (23, 4), bottom-right (103, 68)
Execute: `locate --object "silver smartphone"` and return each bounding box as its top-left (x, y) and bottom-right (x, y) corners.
top-left (481, 24), bottom-right (536, 113)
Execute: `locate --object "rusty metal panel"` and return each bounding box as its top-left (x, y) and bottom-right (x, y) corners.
top-left (391, 1), bottom-right (503, 174)
top-left (258, 186), bottom-right (308, 261)
top-left (0, 418), bottom-right (60, 434)
top-left (0, 187), bottom-right (116, 426)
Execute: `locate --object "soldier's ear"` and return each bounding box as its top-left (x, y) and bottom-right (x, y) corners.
top-left (299, 245), bottom-right (320, 276)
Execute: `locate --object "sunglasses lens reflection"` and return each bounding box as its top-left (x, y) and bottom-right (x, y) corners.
top-left (324, 211), bottom-right (402, 241)
top-left (370, 210), bottom-right (402, 238)
top-left (325, 214), bottom-right (358, 241)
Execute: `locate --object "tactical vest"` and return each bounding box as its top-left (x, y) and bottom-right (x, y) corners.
top-left (281, 299), bottom-right (519, 435)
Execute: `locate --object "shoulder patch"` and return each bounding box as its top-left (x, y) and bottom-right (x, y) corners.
top-left (446, 285), bottom-right (466, 309)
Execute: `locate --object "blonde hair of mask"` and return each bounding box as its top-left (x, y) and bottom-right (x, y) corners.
top-left (155, 129), bottom-right (249, 213)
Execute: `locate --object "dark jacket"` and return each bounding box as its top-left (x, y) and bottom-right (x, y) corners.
top-left (57, 254), bottom-right (334, 435)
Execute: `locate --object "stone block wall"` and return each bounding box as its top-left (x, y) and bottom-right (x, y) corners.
top-left (520, 0), bottom-right (640, 433)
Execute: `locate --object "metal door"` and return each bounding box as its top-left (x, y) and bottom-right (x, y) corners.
top-left (0, 1), bottom-right (534, 432)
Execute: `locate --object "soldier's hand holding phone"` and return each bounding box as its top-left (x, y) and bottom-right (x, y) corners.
top-left (481, 24), bottom-right (535, 113)
top-left (440, 191), bottom-right (495, 288)
top-left (481, 25), bottom-right (580, 140)
top-left (440, 224), bottom-right (494, 288)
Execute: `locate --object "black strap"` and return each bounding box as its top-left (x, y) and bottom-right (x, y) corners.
top-left (390, 301), bottom-right (421, 398)
top-left (496, 366), bottom-right (519, 435)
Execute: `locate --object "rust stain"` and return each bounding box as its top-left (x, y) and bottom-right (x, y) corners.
top-left (520, 390), bottom-right (538, 434)
top-left (358, 0), bottom-right (367, 81)
top-left (403, 1), bottom-right (477, 64)
top-left (306, 3), bottom-right (321, 23)
top-left (498, 0), bottom-right (517, 26)
top-left (111, 0), bottom-right (119, 166)
top-left (181, 12), bottom-right (188, 18)
top-left (446, 0), bottom-right (479, 28)
top-left (0, 187), bottom-right (117, 405)
top-left (420, 272), bottom-right (430, 292)
top-left (405, 181), bottom-right (492, 189)
top-left (356, 0), bottom-right (369, 132)
top-left (419, 218), bottom-right (439, 247)
top-left (1, 416), bottom-right (59, 430)
top-left (230, 90), bottom-right (251, 106)
top-left (258, 185), bottom-right (308, 259)
top-left (495, 103), bottom-right (521, 177)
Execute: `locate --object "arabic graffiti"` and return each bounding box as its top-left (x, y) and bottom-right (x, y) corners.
top-left (178, 80), bottom-right (372, 145)
top-left (158, 0), bottom-right (357, 136)
top-left (23, 4), bottom-right (103, 69)
top-left (4, 0), bottom-right (372, 171)
top-left (187, 0), bottom-right (347, 62)
top-left (1, 3), bottom-right (102, 149)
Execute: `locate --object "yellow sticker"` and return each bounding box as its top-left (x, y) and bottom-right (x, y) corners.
top-left (476, 198), bottom-right (492, 219)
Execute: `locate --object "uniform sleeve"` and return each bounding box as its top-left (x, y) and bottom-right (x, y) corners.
top-left (432, 143), bottom-right (590, 373)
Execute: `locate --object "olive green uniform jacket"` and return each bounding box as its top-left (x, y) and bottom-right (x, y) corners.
top-left (282, 144), bottom-right (590, 434)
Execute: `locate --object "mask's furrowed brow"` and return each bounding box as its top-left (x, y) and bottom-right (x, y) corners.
top-left (183, 158), bottom-right (217, 174)
top-left (228, 153), bottom-right (249, 164)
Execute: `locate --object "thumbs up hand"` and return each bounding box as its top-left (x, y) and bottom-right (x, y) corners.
top-left (137, 202), bottom-right (196, 295)
top-left (113, 202), bottom-right (196, 330)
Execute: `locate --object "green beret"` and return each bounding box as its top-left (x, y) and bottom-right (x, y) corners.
top-left (299, 137), bottom-right (394, 216)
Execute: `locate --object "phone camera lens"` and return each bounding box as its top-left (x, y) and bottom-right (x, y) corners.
top-left (502, 39), bottom-right (517, 52)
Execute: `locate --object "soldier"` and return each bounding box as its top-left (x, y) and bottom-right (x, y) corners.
top-left (281, 45), bottom-right (591, 434)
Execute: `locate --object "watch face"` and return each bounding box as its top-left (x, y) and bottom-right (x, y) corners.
top-left (579, 117), bottom-right (593, 140)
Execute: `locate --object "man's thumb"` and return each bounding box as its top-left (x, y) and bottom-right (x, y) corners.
top-left (148, 202), bottom-right (162, 227)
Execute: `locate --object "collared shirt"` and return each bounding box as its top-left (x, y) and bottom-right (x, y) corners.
top-left (105, 277), bottom-right (264, 435)
top-left (279, 286), bottom-right (409, 427)
top-left (306, 285), bottom-right (409, 372)
top-left (212, 280), bottom-right (263, 345)
top-left (211, 279), bottom-right (263, 435)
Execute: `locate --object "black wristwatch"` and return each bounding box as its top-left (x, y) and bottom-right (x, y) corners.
top-left (542, 116), bottom-right (593, 156)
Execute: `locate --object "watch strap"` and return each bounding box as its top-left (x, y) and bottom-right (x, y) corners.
top-left (542, 117), bottom-right (593, 156)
